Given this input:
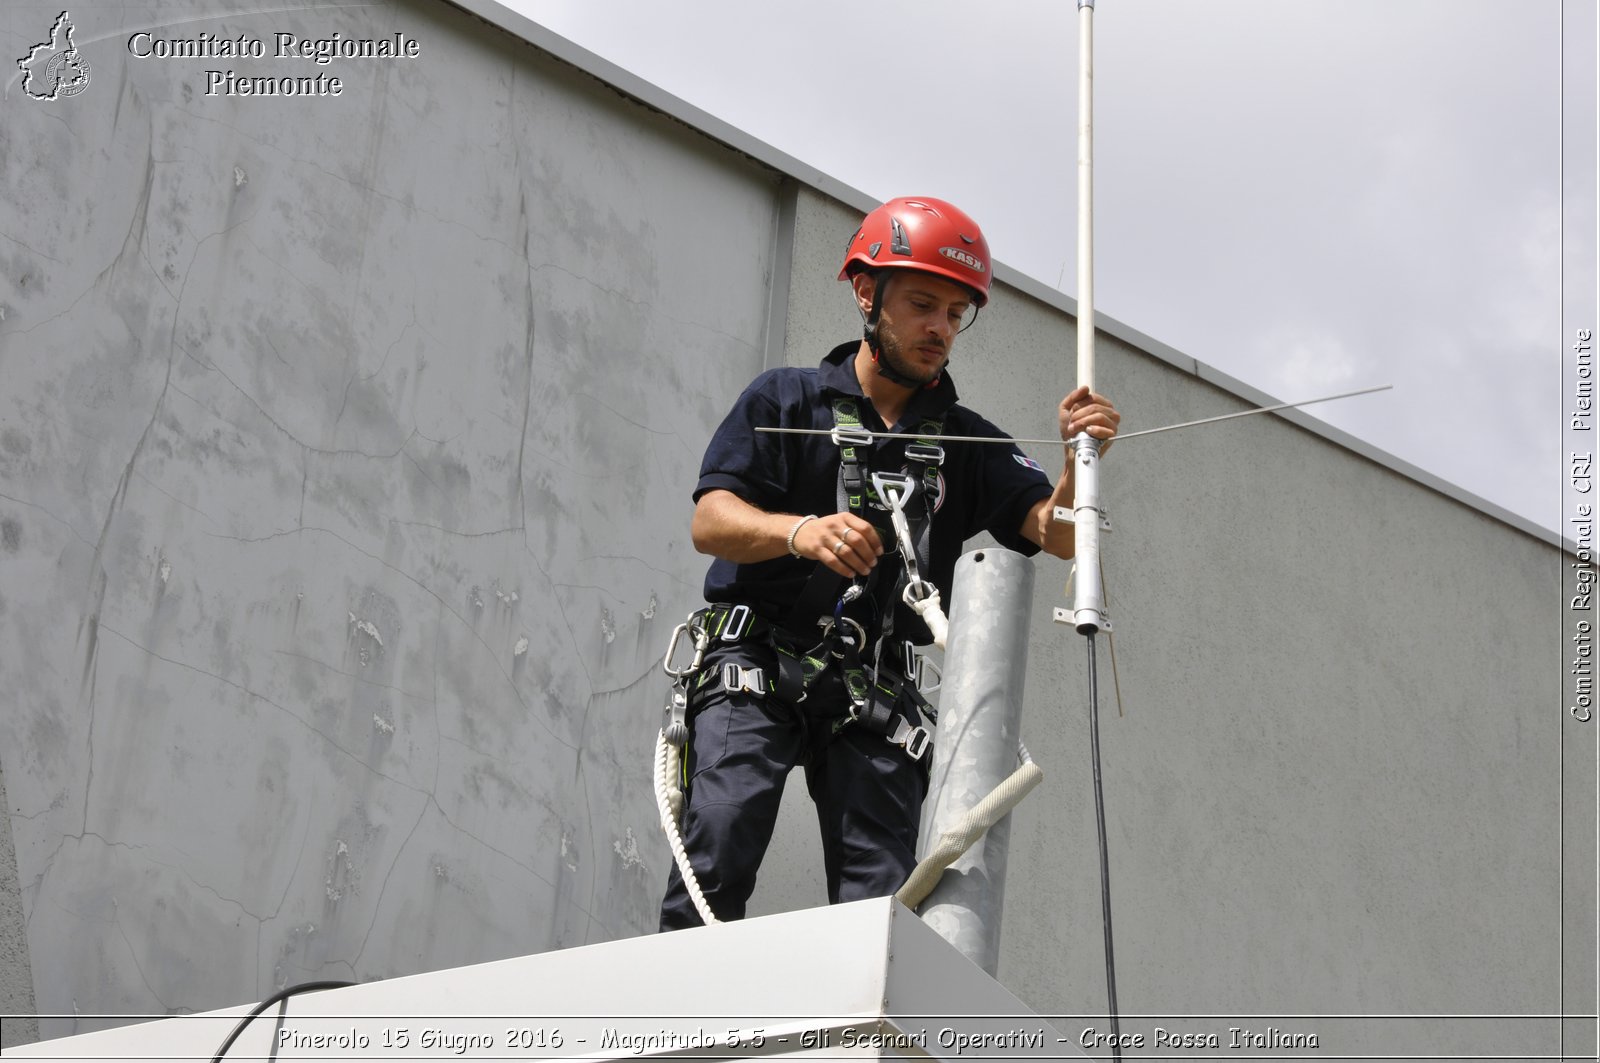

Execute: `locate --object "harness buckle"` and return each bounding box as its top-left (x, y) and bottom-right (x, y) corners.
top-left (903, 442), bottom-right (945, 465)
top-left (830, 424), bottom-right (875, 448)
top-left (900, 641), bottom-right (941, 695)
top-left (720, 603), bottom-right (752, 641)
top-left (721, 662), bottom-right (766, 696)
top-left (889, 717), bottom-right (932, 761)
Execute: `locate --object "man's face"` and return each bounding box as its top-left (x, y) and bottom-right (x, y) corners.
top-left (864, 273), bottom-right (976, 387)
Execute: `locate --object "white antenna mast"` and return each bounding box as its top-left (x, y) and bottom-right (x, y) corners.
top-left (1070, 0), bottom-right (1107, 635)
top-left (1066, 1), bottom-right (1123, 1055)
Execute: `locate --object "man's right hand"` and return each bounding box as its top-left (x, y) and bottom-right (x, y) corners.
top-left (793, 512), bottom-right (884, 578)
top-left (690, 490), bottom-right (884, 577)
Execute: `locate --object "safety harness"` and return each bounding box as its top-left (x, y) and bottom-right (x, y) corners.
top-left (660, 395), bottom-right (949, 767)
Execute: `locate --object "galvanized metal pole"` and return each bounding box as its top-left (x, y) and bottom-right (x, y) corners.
top-left (917, 548), bottom-right (1035, 976)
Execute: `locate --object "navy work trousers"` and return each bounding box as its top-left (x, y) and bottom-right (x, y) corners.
top-left (658, 640), bottom-right (927, 931)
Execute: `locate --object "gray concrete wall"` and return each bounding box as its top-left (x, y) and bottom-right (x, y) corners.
top-left (0, 0), bottom-right (1578, 1055)
top-left (1, 0), bottom-right (777, 1040)
top-left (0, 762), bottom-right (39, 1050)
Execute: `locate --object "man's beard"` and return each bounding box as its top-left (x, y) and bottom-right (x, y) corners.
top-left (877, 329), bottom-right (946, 387)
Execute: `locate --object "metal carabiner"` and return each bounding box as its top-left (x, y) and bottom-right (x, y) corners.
top-left (662, 618), bottom-right (709, 678)
top-left (870, 472), bottom-right (923, 585)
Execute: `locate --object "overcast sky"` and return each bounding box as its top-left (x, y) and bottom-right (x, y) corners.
top-left (505, 0), bottom-right (1588, 538)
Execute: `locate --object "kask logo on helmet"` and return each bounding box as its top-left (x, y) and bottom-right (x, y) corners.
top-left (938, 247), bottom-right (985, 273)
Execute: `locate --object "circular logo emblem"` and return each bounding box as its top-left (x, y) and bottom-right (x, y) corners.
top-left (45, 49), bottom-right (91, 97)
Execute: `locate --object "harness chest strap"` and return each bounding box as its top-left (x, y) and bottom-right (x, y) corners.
top-left (831, 397), bottom-right (944, 542)
top-left (790, 398), bottom-right (943, 639)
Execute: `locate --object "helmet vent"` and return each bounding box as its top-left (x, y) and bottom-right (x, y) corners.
top-left (890, 218), bottom-right (911, 255)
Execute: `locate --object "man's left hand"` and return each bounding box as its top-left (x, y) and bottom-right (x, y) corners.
top-left (1059, 386), bottom-right (1121, 454)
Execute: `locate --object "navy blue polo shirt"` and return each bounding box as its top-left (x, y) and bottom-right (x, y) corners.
top-left (696, 343), bottom-right (1054, 633)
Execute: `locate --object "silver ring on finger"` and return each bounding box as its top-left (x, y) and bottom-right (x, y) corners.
top-left (833, 539), bottom-right (848, 555)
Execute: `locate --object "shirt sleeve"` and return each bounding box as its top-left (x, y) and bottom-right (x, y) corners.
top-left (694, 370), bottom-right (791, 508)
top-left (960, 413), bottom-right (1054, 556)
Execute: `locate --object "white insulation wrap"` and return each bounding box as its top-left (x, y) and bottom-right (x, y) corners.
top-left (897, 757), bottom-right (1044, 910)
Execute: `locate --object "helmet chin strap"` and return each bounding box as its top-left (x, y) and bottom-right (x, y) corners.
top-left (862, 271), bottom-right (941, 390)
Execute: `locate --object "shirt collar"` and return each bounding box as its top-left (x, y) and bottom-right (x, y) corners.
top-left (818, 342), bottom-right (960, 420)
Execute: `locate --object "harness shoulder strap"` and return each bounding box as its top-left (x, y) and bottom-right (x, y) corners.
top-left (832, 397), bottom-right (870, 516)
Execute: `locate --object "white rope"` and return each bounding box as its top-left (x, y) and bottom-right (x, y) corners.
top-left (658, 699), bottom-right (1039, 919)
top-left (895, 747), bottom-right (1044, 910)
top-left (654, 730), bottom-right (718, 925)
top-left (906, 586), bottom-right (950, 650)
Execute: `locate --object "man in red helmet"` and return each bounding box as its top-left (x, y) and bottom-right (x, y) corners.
top-left (659, 196), bottom-right (1119, 930)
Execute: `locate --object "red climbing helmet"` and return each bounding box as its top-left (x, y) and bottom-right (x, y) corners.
top-left (838, 196), bottom-right (992, 306)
